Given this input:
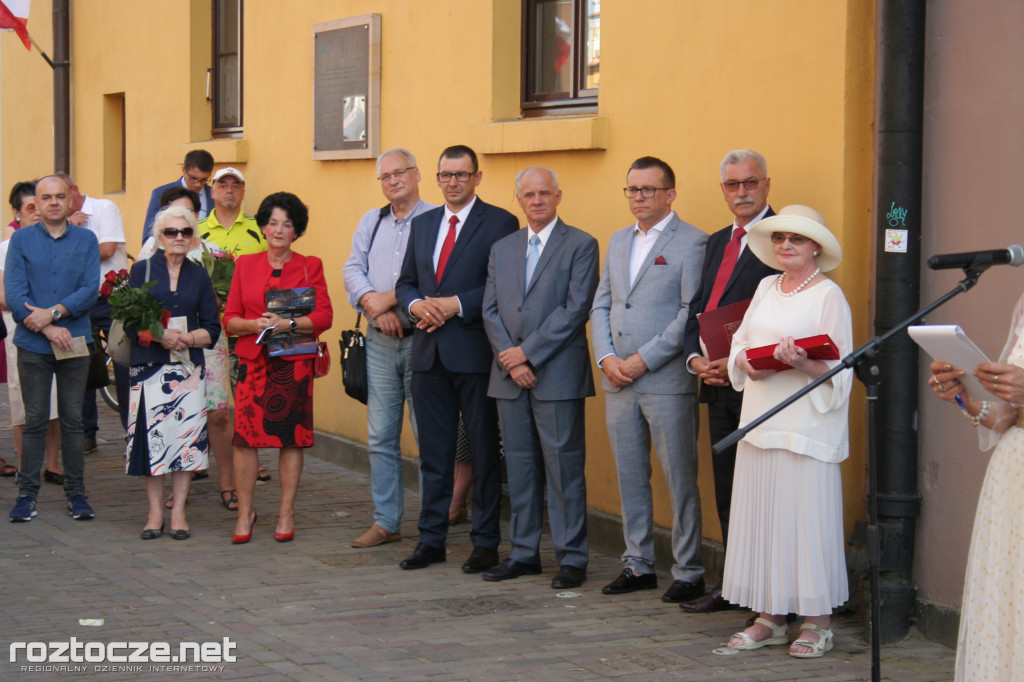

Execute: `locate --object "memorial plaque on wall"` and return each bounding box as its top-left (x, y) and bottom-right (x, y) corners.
top-left (312, 14), bottom-right (380, 160)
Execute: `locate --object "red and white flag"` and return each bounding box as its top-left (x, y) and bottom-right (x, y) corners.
top-left (0, 0), bottom-right (31, 50)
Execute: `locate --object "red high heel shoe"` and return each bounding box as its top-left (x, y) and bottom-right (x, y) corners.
top-left (274, 530), bottom-right (294, 543)
top-left (231, 512), bottom-right (257, 544)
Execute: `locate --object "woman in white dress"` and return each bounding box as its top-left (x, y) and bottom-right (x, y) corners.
top-left (928, 298), bottom-right (1024, 681)
top-left (723, 205), bottom-right (853, 658)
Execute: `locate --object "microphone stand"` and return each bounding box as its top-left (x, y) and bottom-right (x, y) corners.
top-left (713, 266), bottom-right (988, 682)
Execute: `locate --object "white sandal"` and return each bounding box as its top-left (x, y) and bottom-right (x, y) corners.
top-left (789, 622), bottom-right (834, 658)
top-left (727, 617), bottom-right (790, 650)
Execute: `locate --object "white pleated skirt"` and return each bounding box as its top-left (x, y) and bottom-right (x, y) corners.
top-left (722, 442), bottom-right (849, 616)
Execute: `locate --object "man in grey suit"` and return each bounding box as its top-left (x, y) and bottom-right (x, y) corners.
top-left (481, 167), bottom-right (600, 589)
top-left (591, 156), bottom-right (708, 603)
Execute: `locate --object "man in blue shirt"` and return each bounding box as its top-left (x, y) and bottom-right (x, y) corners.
top-left (5, 175), bottom-right (100, 522)
top-left (343, 147), bottom-right (436, 548)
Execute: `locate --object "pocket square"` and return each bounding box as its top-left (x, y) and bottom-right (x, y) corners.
top-left (654, 255), bottom-right (667, 265)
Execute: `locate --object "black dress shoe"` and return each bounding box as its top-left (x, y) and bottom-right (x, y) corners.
top-left (168, 529), bottom-right (191, 541)
top-left (461, 546), bottom-right (500, 574)
top-left (680, 586), bottom-right (734, 612)
top-left (661, 578), bottom-right (705, 603)
top-left (551, 565), bottom-right (587, 589)
top-left (483, 558), bottom-right (542, 582)
top-left (602, 568), bottom-right (657, 594)
top-left (399, 543), bottom-right (446, 569)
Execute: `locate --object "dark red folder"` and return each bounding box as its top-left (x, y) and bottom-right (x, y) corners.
top-left (698, 298), bottom-right (752, 361)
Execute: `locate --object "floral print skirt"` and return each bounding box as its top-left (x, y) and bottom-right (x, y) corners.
top-left (233, 353), bottom-right (315, 448)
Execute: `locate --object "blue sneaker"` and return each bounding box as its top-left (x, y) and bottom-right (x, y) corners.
top-left (66, 494), bottom-right (94, 520)
top-left (10, 496), bottom-right (37, 522)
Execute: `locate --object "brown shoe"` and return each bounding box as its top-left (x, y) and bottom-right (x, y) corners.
top-left (351, 523), bottom-right (401, 548)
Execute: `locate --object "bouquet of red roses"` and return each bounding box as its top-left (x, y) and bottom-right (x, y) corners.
top-left (102, 268), bottom-right (167, 344)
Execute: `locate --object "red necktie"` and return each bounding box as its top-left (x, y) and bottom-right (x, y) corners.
top-left (705, 226), bottom-right (745, 311)
top-left (436, 215), bottom-right (458, 282)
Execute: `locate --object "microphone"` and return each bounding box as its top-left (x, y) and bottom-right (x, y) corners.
top-left (927, 245), bottom-right (1024, 270)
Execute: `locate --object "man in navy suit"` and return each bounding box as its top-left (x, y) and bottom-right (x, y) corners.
top-left (141, 149), bottom-right (214, 244)
top-left (481, 167), bottom-right (599, 588)
top-left (679, 149), bottom-right (779, 613)
top-left (395, 145), bottom-right (518, 572)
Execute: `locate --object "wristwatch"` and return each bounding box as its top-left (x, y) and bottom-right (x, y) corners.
top-left (50, 307), bottom-right (62, 321)
top-left (289, 319), bottom-right (298, 332)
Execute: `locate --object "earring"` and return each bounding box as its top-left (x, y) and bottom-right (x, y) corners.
top-left (814, 251), bottom-right (820, 257)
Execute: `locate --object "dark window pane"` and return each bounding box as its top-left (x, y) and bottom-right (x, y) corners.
top-left (523, 0), bottom-right (599, 115)
top-left (531, 0), bottom-right (573, 96)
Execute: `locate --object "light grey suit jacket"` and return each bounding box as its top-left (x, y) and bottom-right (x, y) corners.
top-left (483, 219), bottom-right (600, 401)
top-left (590, 212), bottom-right (707, 395)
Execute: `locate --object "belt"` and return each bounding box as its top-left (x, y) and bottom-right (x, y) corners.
top-left (370, 326), bottom-right (416, 336)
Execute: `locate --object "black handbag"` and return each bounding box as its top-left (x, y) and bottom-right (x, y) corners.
top-left (340, 204), bottom-right (390, 405)
top-left (86, 333), bottom-right (110, 390)
top-left (340, 316), bottom-right (368, 404)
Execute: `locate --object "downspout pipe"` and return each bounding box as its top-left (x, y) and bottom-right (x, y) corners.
top-left (52, 0), bottom-right (70, 173)
top-left (869, 0), bottom-right (926, 642)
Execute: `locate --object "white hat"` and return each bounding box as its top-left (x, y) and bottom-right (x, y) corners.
top-left (212, 166), bottom-right (245, 184)
top-left (746, 204), bottom-right (842, 272)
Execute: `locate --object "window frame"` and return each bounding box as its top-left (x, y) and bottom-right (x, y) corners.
top-left (521, 0), bottom-right (599, 117)
top-left (212, 0), bottom-right (243, 136)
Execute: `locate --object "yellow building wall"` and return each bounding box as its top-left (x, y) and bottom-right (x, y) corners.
top-left (1, 0), bottom-right (874, 541)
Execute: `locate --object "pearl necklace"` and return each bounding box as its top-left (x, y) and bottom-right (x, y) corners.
top-left (776, 268), bottom-right (820, 297)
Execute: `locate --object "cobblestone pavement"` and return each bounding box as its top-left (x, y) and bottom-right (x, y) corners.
top-left (0, 400), bottom-right (954, 681)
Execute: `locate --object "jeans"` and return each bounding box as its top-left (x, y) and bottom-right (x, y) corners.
top-left (18, 347), bottom-right (91, 498)
top-left (365, 326), bottom-right (418, 533)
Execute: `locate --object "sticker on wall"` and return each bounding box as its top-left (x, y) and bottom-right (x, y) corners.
top-left (886, 201), bottom-right (908, 227)
top-left (885, 229), bottom-right (908, 253)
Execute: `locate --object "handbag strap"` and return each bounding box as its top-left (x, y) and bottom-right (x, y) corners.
top-left (355, 204), bottom-right (392, 331)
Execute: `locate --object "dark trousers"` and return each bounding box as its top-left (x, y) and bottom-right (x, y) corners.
top-left (704, 385), bottom-right (744, 558)
top-left (411, 351), bottom-right (501, 550)
top-left (18, 348), bottom-right (90, 497)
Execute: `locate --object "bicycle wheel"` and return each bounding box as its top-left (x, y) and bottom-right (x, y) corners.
top-left (101, 356), bottom-right (119, 411)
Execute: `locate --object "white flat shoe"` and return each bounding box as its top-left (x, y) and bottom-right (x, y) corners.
top-left (727, 617), bottom-right (790, 650)
top-left (789, 623), bottom-right (834, 658)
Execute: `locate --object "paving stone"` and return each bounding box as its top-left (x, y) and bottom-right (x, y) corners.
top-left (0, 399), bottom-right (956, 681)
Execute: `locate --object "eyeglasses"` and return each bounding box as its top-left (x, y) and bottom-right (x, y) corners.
top-left (184, 171), bottom-right (210, 185)
top-left (623, 187), bottom-right (670, 198)
top-left (770, 232), bottom-right (810, 245)
top-left (379, 167), bottom-right (414, 183)
top-left (437, 171), bottom-right (475, 183)
top-left (721, 178), bottom-right (764, 192)
top-left (162, 227), bottom-right (195, 238)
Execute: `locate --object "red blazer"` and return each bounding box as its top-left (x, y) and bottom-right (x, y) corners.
top-left (223, 252), bottom-right (333, 360)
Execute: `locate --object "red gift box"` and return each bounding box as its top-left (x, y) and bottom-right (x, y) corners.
top-left (745, 334), bottom-right (840, 371)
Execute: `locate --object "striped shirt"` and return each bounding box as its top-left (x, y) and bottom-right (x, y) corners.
top-left (343, 198), bottom-right (437, 329)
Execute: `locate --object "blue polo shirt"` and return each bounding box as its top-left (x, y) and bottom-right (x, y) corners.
top-left (4, 221), bottom-right (100, 355)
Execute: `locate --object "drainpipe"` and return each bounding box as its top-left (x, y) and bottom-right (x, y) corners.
top-left (52, 0), bottom-right (70, 173)
top-left (868, 0), bottom-right (926, 642)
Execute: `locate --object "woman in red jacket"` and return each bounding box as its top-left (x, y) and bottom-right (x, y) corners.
top-left (223, 192), bottom-right (333, 544)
